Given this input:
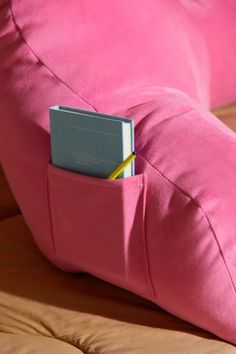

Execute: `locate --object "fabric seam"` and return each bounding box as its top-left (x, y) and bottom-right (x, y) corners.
top-left (48, 171), bottom-right (145, 190)
top-left (141, 173), bottom-right (156, 298)
top-left (139, 152), bottom-right (236, 296)
top-left (8, 0), bottom-right (97, 112)
top-left (46, 165), bottom-right (56, 251)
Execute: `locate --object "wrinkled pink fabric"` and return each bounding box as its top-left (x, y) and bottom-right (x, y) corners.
top-left (1, 0), bottom-right (236, 345)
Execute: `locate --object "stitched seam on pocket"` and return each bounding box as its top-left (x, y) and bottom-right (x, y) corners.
top-left (48, 171), bottom-right (143, 190)
top-left (46, 168), bottom-right (56, 252)
top-left (140, 174), bottom-right (156, 298)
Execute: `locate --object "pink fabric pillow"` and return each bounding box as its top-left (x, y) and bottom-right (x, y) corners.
top-left (1, 0), bottom-right (236, 344)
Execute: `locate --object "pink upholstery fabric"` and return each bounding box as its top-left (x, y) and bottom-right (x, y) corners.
top-left (1, 0), bottom-right (236, 345)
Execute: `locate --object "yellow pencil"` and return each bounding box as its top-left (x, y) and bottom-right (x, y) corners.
top-left (107, 151), bottom-right (136, 180)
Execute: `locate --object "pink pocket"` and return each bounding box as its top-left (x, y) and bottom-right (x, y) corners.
top-left (47, 163), bottom-right (151, 296)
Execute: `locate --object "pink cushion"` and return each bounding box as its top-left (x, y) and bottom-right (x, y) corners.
top-left (1, 0), bottom-right (236, 344)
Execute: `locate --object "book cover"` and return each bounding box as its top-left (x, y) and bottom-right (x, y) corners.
top-left (49, 105), bottom-right (135, 178)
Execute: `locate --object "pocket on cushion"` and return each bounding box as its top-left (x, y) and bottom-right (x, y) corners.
top-left (47, 163), bottom-right (151, 296)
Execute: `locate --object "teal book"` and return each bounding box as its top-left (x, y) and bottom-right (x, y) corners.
top-left (49, 105), bottom-right (135, 178)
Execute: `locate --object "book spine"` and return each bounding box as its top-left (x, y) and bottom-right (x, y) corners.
top-left (132, 120), bottom-right (135, 176)
top-left (49, 110), bottom-right (57, 165)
